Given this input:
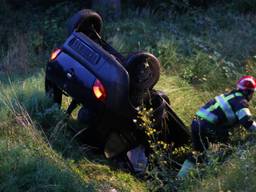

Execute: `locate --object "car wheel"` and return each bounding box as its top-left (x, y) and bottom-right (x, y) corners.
top-left (45, 79), bottom-right (62, 106)
top-left (67, 9), bottom-right (103, 35)
top-left (126, 52), bottom-right (160, 91)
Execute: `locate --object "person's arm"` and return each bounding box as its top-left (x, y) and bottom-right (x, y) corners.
top-left (248, 121), bottom-right (256, 132)
top-left (235, 99), bottom-right (256, 132)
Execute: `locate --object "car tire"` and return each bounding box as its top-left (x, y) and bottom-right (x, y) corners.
top-left (45, 79), bottom-right (62, 106)
top-left (126, 52), bottom-right (160, 91)
top-left (67, 9), bottom-right (103, 35)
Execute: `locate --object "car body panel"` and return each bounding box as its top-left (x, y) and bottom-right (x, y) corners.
top-left (47, 32), bottom-right (135, 116)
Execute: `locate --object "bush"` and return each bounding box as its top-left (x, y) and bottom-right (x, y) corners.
top-left (0, 34), bottom-right (31, 74)
top-left (6, 0), bottom-right (69, 8)
top-left (231, 0), bottom-right (256, 14)
top-left (126, 0), bottom-right (212, 10)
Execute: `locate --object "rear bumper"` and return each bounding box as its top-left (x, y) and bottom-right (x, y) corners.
top-left (46, 52), bottom-right (101, 110)
top-left (46, 48), bottom-right (135, 116)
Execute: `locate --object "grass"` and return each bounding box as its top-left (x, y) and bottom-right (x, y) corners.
top-left (179, 140), bottom-right (256, 192)
top-left (1, 1), bottom-right (256, 191)
top-left (156, 74), bottom-right (211, 125)
top-left (0, 72), bottom-right (147, 192)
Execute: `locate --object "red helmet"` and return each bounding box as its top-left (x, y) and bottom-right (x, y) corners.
top-left (237, 75), bottom-right (256, 91)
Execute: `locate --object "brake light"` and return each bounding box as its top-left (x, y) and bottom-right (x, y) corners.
top-left (50, 48), bottom-right (61, 61)
top-left (93, 79), bottom-right (107, 101)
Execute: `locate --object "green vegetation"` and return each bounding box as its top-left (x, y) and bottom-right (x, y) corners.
top-left (0, 72), bottom-right (146, 191)
top-left (1, 0), bottom-right (256, 191)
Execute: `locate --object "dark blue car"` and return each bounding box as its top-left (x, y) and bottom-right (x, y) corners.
top-left (45, 9), bottom-right (190, 163)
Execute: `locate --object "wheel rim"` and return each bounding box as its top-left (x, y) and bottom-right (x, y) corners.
top-left (134, 59), bottom-right (154, 87)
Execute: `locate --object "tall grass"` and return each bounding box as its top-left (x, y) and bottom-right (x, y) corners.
top-left (0, 73), bottom-right (147, 192)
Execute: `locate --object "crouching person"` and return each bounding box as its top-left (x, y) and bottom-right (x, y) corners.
top-left (178, 76), bottom-right (256, 178)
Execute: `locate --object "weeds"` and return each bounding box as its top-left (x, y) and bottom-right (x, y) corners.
top-left (231, 0), bottom-right (256, 14)
top-left (0, 34), bottom-right (30, 74)
top-left (136, 106), bottom-right (192, 191)
top-left (0, 72), bottom-right (147, 191)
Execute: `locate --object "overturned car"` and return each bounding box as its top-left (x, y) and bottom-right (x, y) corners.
top-left (45, 9), bottom-right (190, 172)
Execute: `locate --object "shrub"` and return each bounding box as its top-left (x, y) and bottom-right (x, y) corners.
top-left (6, 0), bottom-right (69, 8)
top-left (0, 34), bottom-right (30, 74)
top-left (231, 0), bottom-right (256, 14)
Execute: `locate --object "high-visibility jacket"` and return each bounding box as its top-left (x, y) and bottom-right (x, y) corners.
top-left (196, 90), bottom-right (256, 132)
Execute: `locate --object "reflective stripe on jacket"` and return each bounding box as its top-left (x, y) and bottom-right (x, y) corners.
top-left (196, 90), bottom-right (253, 130)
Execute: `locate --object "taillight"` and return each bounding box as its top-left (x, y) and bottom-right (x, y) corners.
top-left (93, 79), bottom-right (107, 101)
top-left (50, 48), bottom-right (61, 61)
